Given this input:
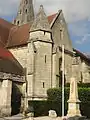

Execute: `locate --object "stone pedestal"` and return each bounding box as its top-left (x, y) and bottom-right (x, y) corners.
top-left (67, 77), bottom-right (81, 117)
top-left (67, 100), bottom-right (81, 117)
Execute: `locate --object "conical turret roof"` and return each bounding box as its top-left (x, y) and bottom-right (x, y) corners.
top-left (30, 5), bottom-right (51, 32)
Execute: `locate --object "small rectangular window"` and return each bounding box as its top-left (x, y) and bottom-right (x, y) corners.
top-left (26, 9), bottom-right (27, 13)
top-left (44, 31), bottom-right (46, 35)
top-left (60, 30), bottom-right (62, 40)
top-left (43, 82), bottom-right (45, 88)
top-left (17, 21), bottom-right (19, 25)
top-left (45, 55), bottom-right (46, 63)
top-left (26, 0), bottom-right (28, 4)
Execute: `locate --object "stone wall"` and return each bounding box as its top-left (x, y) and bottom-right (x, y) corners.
top-left (0, 80), bottom-right (12, 116)
top-left (72, 56), bottom-right (90, 83)
top-left (72, 64), bottom-right (81, 83)
top-left (0, 71), bottom-right (25, 116)
top-left (64, 53), bottom-right (72, 83)
top-left (51, 11), bottom-right (73, 51)
top-left (9, 46), bottom-right (28, 68)
top-left (52, 49), bottom-right (72, 87)
top-left (33, 41), bottom-right (52, 97)
top-left (80, 60), bottom-right (90, 83)
top-left (52, 53), bottom-right (57, 88)
top-left (51, 11), bottom-right (73, 85)
top-left (26, 41), bottom-right (36, 97)
top-left (26, 40), bottom-right (52, 100)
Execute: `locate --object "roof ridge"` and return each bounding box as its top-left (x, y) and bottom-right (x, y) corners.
top-left (50, 10), bottom-right (62, 28)
top-left (6, 26), bottom-right (19, 47)
top-left (0, 36), bottom-right (6, 46)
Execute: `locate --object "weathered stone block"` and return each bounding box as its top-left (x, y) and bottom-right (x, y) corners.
top-left (49, 110), bottom-right (57, 117)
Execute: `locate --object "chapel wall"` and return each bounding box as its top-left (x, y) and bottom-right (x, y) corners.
top-left (9, 46), bottom-right (28, 68)
top-left (34, 41), bottom-right (52, 97)
top-left (0, 79), bottom-right (12, 116)
top-left (51, 11), bottom-right (73, 51)
top-left (81, 61), bottom-right (90, 83)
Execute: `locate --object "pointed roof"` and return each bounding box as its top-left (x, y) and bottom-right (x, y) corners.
top-left (30, 5), bottom-right (51, 32)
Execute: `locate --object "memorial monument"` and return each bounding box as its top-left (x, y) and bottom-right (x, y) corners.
top-left (67, 77), bottom-right (81, 117)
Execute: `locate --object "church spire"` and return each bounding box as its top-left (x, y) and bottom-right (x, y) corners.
top-left (13, 0), bottom-right (34, 26)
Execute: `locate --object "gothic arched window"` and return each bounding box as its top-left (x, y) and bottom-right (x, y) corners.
top-left (60, 29), bottom-right (63, 40)
top-left (20, 10), bottom-right (22, 14)
top-left (25, 9), bottom-right (27, 13)
top-left (26, 0), bottom-right (28, 4)
top-left (17, 21), bottom-right (19, 25)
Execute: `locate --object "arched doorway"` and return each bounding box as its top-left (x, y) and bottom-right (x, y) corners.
top-left (11, 82), bottom-right (22, 115)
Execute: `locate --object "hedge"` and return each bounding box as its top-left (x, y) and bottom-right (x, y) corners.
top-left (47, 87), bottom-right (90, 118)
top-left (65, 83), bottom-right (90, 88)
top-left (47, 87), bottom-right (69, 116)
top-left (28, 100), bottom-right (63, 117)
top-left (28, 87), bottom-right (90, 118)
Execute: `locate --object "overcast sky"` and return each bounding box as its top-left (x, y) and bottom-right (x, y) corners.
top-left (0, 0), bottom-right (90, 22)
top-left (0, 0), bottom-right (90, 53)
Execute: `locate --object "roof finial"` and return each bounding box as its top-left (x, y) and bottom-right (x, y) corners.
top-left (38, 5), bottom-right (44, 14)
top-left (40, 5), bottom-right (43, 9)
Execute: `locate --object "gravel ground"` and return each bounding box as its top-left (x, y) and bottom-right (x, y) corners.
top-left (0, 115), bottom-right (62, 120)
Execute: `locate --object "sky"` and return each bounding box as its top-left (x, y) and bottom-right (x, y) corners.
top-left (0, 0), bottom-right (90, 54)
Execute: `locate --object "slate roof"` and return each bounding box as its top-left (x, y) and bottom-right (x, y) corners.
top-left (6, 13), bottom-right (57, 48)
top-left (0, 18), bottom-right (24, 75)
top-left (0, 47), bottom-right (24, 75)
top-left (73, 48), bottom-right (90, 63)
top-left (0, 18), bottom-right (14, 47)
top-left (7, 24), bottom-right (31, 48)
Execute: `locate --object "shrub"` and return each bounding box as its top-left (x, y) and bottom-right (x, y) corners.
top-left (65, 83), bottom-right (90, 88)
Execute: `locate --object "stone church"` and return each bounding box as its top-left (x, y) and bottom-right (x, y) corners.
top-left (0, 0), bottom-right (90, 116)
